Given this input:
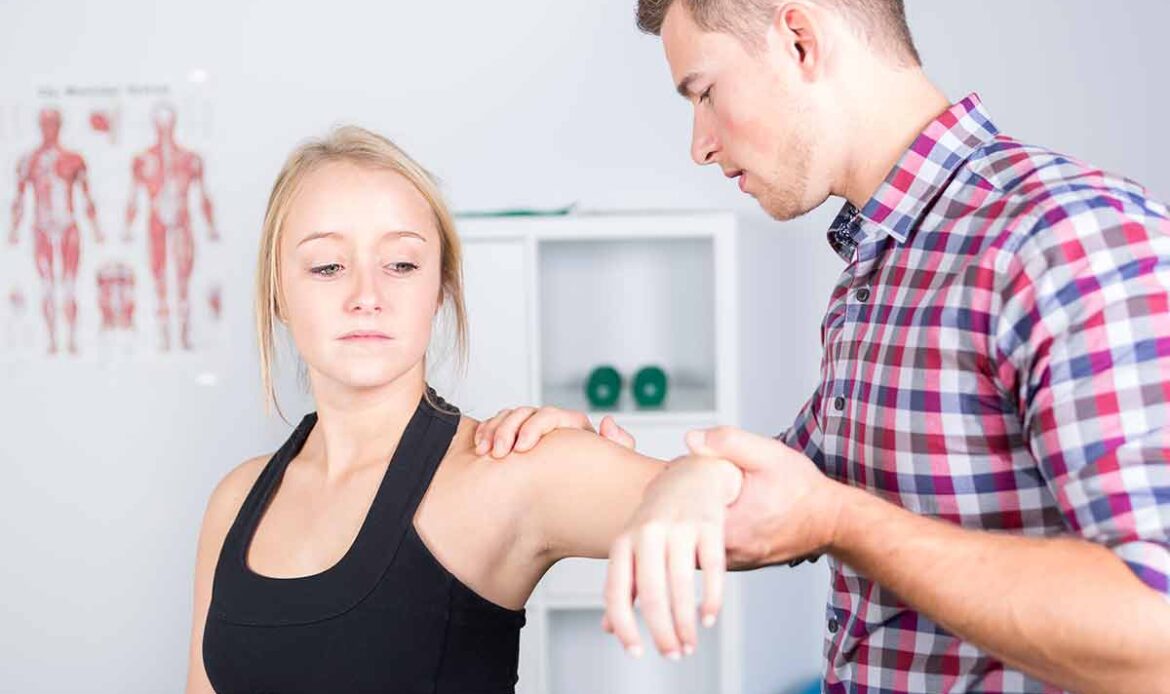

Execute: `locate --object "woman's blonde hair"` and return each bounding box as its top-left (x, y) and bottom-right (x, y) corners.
top-left (255, 125), bottom-right (467, 417)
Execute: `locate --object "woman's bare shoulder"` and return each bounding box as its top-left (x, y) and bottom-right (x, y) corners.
top-left (429, 416), bottom-right (537, 514)
top-left (203, 454), bottom-right (270, 527)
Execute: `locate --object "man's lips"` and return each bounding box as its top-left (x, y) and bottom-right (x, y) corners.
top-left (724, 169), bottom-right (746, 192)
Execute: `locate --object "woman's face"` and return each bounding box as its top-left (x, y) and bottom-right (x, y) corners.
top-left (278, 161), bottom-right (443, 395)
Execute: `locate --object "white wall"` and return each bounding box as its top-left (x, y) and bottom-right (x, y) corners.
top-left (1, 1), bottom-right (1167, 692)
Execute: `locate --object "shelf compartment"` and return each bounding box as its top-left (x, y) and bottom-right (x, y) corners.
top-left (537, 237), bottom-right (717, 419)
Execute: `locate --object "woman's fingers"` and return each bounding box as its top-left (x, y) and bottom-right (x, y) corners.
top-left (697, 522), bottom-right (726, 629)
top-left (604, 535), bottom-right (643, 656)
top-left (634, 524), bottom-right (682, 658)
top-left (667, 527), bottom-right (699, 654)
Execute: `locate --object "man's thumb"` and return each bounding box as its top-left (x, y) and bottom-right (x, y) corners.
top-left (686, 426), bottom-right (773, 472)
top-left (600, 415), bottom-right (636, 450)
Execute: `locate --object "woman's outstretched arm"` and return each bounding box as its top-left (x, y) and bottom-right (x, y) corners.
top-left (506, 428), bottom-right (741, 658)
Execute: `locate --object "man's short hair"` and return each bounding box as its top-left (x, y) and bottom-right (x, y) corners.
top-left (636, 0), bottom-right (921, 66)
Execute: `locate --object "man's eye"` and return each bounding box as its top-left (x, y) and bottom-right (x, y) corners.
top-left (310, 263), bottom-right (343, 277)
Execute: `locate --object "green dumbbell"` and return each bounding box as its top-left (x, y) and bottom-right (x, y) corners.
top-left (632, 365), bottom-right (668, 408)
top-left (585, 365), bottom-right (622, 409)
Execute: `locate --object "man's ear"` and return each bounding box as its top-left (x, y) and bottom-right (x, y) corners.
top-left (770, 2), bottom-right (826, 78)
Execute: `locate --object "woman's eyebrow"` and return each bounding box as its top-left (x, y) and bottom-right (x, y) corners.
top-left (296, 231), bottom-right (342, 247)
top-left (383, 230), bottom-right (427, 242)
top-left (296, 230), bottom-right (427, 248)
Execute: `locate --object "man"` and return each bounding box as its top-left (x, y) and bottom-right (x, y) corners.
top-left (9, 107), bottom-right (103, 355)
top-left (125, 103), bottom-right (219, 351)
top-left (478, 1), bottom-right (1170, 691)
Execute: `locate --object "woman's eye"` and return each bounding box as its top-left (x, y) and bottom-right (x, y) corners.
top-left (699, 87), bottom-right (713, 104)
top-left (387, 262), bottom-right (419, 274)
top-left (310, 263), bottom-right (343, 277)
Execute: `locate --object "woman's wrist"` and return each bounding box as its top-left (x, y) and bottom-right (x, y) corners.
top-left (663, 455), bottom-right (743, 505)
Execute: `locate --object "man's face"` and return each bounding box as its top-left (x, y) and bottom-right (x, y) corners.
top-left (661, 2), bottom-right (833, 221)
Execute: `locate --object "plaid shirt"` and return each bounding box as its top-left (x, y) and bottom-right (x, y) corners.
top-left (781, 93), bottom-right (1170, 692)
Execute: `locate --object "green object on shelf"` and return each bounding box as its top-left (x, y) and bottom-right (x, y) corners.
top-left (585, 365), bottom-right (622, 409)
top-left (455, 203), bottom-right (576, 218)
top-left (632, 366), bottom-right (668, 408)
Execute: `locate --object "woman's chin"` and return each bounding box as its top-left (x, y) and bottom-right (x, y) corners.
top-left (317, 364), bottom-right (411, 393)
top-left (306, 349), bottom-right (427, 395)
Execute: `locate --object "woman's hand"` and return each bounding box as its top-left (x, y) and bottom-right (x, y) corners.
top-left (602, 456), bottom-right (742, 660)
top-left (689, 426), bottom-right (843, 570)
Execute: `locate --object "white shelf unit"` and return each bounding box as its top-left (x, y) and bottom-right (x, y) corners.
top-left (428, 211), bottom-right (741, 694)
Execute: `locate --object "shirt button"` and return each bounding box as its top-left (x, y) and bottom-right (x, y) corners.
top-left (855, 287), bottom-right (871, 302)
top-left (833, 396), bottom-right (846, 411)
top-left (828, 618), bottom-right (840, 634)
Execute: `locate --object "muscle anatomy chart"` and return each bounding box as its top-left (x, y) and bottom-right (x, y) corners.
top-left (97, 261), bottom-right (135, 332)
top-left (125, 104), bottom-right (218, 352)
top-left (9, 107), bottom-right (104, 355)
top-left (2, 83), bottom-right (221, 361)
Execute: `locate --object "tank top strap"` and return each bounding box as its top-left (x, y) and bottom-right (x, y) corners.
top-left (208, 387), bottom-right (460, 626)
top-left (225, 413), bottom-right (318, 548)
top-left (401, 388), bottom-right (461, 512)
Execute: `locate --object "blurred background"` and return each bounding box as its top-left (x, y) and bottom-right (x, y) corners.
top-left (1, 1), bottom-right (1167, 692)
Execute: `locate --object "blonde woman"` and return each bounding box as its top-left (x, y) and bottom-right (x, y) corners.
top-left (186, 126), bottom-right (742, 693)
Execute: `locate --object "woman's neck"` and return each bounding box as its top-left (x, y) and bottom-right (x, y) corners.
top-left (304, 371), bottom-right (428, 480)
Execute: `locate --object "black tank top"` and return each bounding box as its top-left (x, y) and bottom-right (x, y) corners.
top-left (202, 392), bottom-right (526, 693)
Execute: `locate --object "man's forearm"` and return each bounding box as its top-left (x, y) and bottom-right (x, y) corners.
top-left (827, 483), bottom-right (1170, 693)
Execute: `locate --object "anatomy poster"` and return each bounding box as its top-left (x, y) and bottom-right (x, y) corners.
top-left (1, 80), bottom-right (223, 361)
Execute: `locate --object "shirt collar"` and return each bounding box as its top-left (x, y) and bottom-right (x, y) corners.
top-left (827, 93), bottom-right (1000, 261)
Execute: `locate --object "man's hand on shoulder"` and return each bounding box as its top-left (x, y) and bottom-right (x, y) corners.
top-left (474, 405), bottom-right (635, 458)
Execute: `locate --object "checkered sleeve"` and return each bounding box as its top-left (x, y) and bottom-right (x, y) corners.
top-left (779, 384), bottom-right (827, 470)
top-left (779, 385), bottom-right (828, 567)
top-left (995, 198), bottom-right (1170, 599)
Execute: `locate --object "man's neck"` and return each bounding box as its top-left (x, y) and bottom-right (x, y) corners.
top-left (838, 69), bottom-right (952, 210)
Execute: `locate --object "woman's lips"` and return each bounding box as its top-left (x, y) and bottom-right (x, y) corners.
top-left (339, 331), bottom-right (392, 341)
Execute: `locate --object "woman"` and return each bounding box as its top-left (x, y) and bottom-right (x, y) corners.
top-left (186, 125), bottom-right (741, 693)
